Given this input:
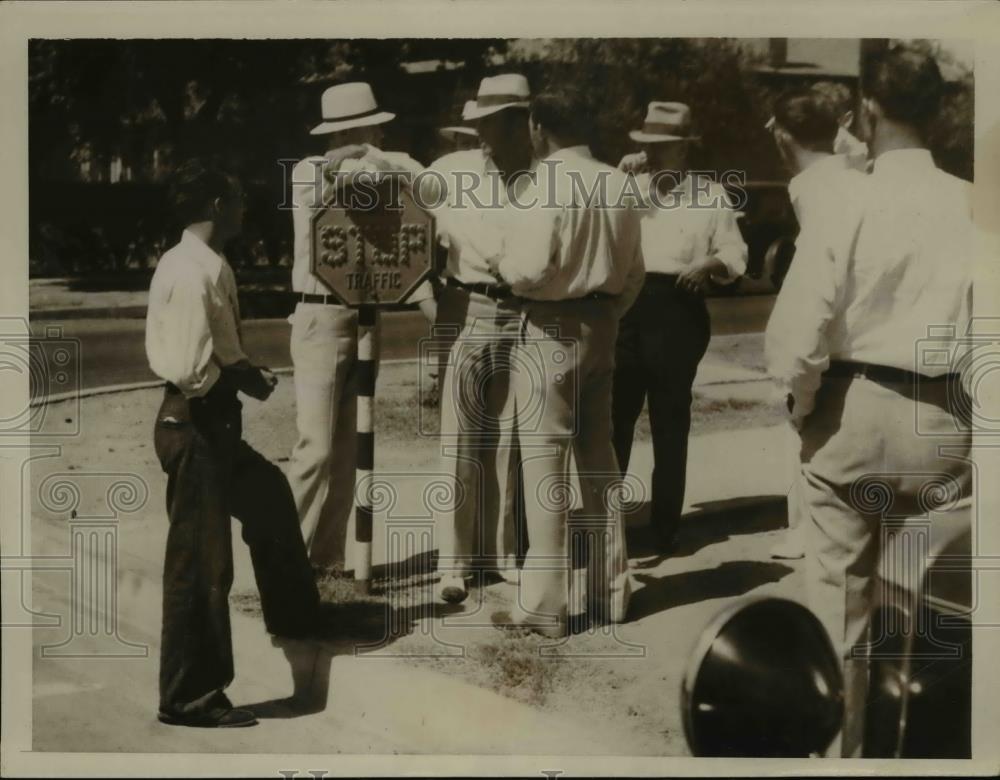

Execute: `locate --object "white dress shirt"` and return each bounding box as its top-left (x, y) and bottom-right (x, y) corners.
top-left (497, 145), bottom-right (645, 316)
top-left (290, 146), bottom-right (432, 301)
top-left (765, 148), bottom-right (973, 422)
top-left (631, 172), bottom-right (747, 283)
top-left (428, 149), bottom-right (538, 285)
top-left (146, 229), bottom-right (248, 398)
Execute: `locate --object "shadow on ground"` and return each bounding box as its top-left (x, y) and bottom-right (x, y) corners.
top-left (237, 572), bottom-right (464, 719)
top-left (628, 494), bottom-right (788, 565)
top-left (627, 560), bottom-right (794, 622)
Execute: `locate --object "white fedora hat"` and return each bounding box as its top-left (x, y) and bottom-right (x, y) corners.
top-left (440, 100), bottom-right (480, 141)
top-left (464, 74), bottom-right (531, 120)
top-left (310, 82), bottom-right (395, 136)
top-left (630, 101), bottom-right (701, 143)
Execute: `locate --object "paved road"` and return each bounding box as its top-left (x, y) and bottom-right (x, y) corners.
top-left (30, 294), bottom-right (774, 392)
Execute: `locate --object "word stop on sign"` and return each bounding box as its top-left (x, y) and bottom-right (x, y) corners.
top-left (309, 179), bottom-right (438, 307)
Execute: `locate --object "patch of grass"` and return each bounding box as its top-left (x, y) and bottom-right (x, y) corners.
top-left (470, 633), bottom-right (556, 706)
top-left (695, 396), bottom-right (762, 415)
top-left (230, 590), bottom-right (263, 619)
top-left (376, 390), bottom-right (440, 441)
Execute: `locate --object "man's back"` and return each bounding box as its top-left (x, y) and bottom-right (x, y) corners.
top-left (835, 149), bottom-right (973, 374)
top-left (500, 145), bottom-right (643, 307)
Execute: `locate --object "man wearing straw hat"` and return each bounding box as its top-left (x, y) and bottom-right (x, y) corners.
top-left (285, 82), bottom-right (434, 573)
top-left (614, 102), bottom-right (747, 556)
top-left (428, 74), bottom-right (537, 603)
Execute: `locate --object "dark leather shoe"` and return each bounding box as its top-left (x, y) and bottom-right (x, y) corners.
top-left (157, 706), bottom-right (258, 728)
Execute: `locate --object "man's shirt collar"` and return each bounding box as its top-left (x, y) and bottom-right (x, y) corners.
top-left (788, 153), bottom-right (850, 206)
top-left (179, 228), bottom-right (225, 277)
top-left (872, 147), bottom-right (935, 177)
top-left (543, 144), bottom-right (592, 165)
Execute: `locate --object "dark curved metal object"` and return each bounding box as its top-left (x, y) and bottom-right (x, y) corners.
top-left (682, 596), bottom-right (843, 757)
top-left (865, 504), bottom-right (973, 758)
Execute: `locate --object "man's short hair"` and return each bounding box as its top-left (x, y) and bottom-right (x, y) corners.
top-left (772, 89), bottom-right (840, 153)
top-left (811, 81), bottom-right (854, 119)
top-left (530, 89), bottom-right (592, 144)
top-left (862, 44), bottom-right (945, 126)
top-left (168, 159), bottom-right (238, 225)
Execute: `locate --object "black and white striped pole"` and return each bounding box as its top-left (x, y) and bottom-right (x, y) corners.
top-left (355, 303), bottom-right (377, 593)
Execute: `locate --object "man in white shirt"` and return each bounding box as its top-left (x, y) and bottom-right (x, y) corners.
top-left (428, 75), bottom-right (537, 603)
top-left (766, 47), bottom-right (973, 756)
top-left (489, 89), bottom-right (645, 636)
top-left (285, 82), bottom-right (434, 573)
top-left (614, 102), bottom-right (747, 554)
top-left (764, 88), bottom-right (869, 562)
top-left (147, 161), bottom-right (320, 729)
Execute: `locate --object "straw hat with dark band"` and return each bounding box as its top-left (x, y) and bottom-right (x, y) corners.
top-left (464, 74), bottom-right (531, 120)
top-left (630, 101), bottom-right (701, 143)
top-left (310, 82), bottom-right (395, 136)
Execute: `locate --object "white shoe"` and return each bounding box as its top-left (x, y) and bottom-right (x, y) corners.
top-left (770, 538), bottom-right (805, 560)
top-left (437, 574), bottom-right (468, 604)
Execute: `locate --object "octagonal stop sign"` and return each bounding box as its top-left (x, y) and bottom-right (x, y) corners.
top-left (309, 179), bottom-right (437, 307)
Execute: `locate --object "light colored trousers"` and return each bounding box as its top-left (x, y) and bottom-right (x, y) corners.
top-left (286, 302), bottom-right (379, 569)
top-left (435, 286), bottom-right (522, 576)
top-left (512, 298), bottom-right (631, 630)
top-left (798, 375), bottom-right (971, 757)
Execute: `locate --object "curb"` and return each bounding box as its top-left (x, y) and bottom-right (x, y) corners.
top-left (31, 305), bottom-right (149, 321)
top-left (34, 370), bottom-right (771, 408)
top-left (30, 360), bottom-right (422, 407)
top-left (32, 360), bottom-right (772, 408)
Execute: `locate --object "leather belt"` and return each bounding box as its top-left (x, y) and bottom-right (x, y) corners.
top-left (298, 292), bottom-right (343, 305)
top-left (446, 277), bottom-right (514, 301)
top-left (572, 290), bottom-right (616, 301)
top-left (520, 291), bottom-right (616, 304)
top-left (644, 273), bottom-right (680, 285)
top-left (826, 360), bottom-right (958, 385)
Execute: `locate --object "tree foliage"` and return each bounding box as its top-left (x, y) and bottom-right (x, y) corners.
top-left (508, 38), bottom-right (784, 179)
top-left (28, 38), bottom-right (974, 275)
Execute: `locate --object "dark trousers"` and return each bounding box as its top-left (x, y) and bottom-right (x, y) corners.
top-left (611, 275), bottom-right (711, 541)
top-left (154, 383), bottom-right (320, 716)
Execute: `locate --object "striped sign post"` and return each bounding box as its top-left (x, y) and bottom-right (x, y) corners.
top-left (354, 303), bottom-right (377, 592)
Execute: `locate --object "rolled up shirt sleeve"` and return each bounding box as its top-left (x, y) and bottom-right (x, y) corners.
top-left (764, 224), bottom-right (844, 424)
top-left (497, 203), bottom-right (563, 292)
top-left (708, 190), bottom-right (748, 284)
top-left (146, 270), bottom-right (220, 397)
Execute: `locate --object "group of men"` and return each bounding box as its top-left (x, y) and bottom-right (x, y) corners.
top-left (145, 41), bottom-right (973, 757)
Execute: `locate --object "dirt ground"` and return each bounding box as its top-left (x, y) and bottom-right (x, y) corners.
top-left (32, 333), bottom-right (804, 756)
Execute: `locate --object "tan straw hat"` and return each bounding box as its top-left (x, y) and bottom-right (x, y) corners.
top-left (629, 101), bottom-right (701, 143)
top-left (309, 82), bottom-right (395, 136)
